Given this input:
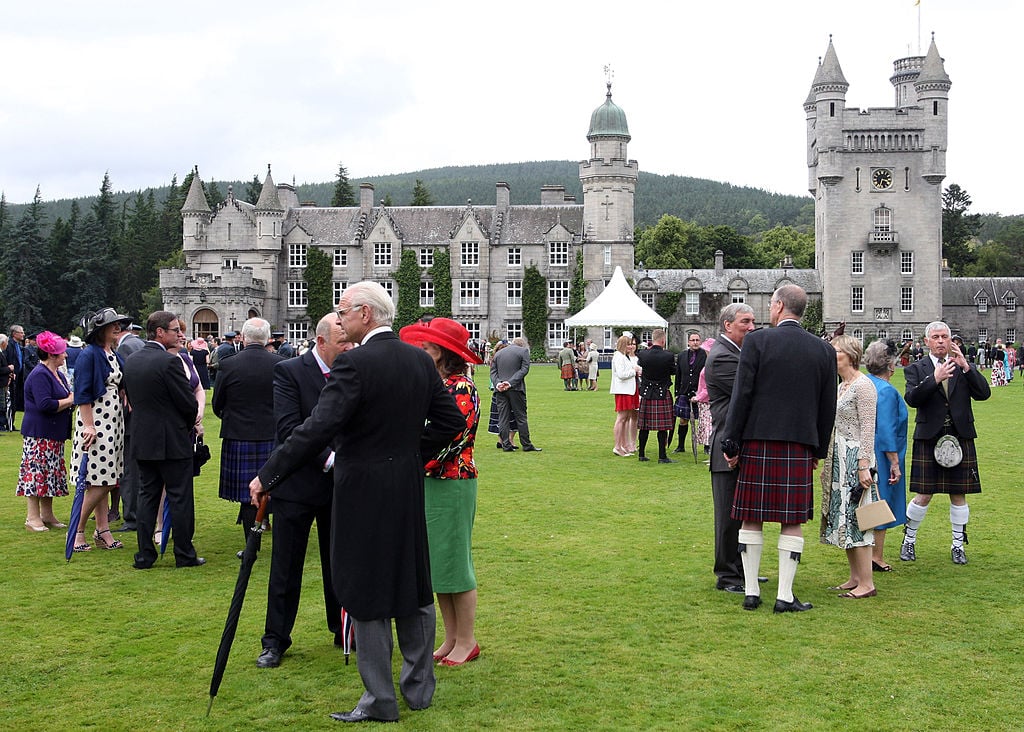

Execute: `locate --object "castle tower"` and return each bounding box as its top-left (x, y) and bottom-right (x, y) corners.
top-left (181, 167), bottom-right (212, 249)
top-left (807, 37), bottom-right (949, 343)
top-left (580, 78), bottom-right (637, 290)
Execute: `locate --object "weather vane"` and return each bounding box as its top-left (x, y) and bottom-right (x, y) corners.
top-left (604, 64), bottom-right (614, 88)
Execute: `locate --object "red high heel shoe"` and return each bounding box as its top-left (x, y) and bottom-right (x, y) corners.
top-left (439, 644), bottom-right (480, 667)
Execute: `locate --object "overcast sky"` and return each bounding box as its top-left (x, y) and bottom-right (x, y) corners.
top-left (1, 0), bottom-right (1020, 215)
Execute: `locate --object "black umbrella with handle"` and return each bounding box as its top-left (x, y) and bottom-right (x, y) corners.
top-left (207, 495), bottom-right (269, 717)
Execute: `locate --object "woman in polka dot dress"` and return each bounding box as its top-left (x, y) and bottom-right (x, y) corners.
top-left (70, 308), bottom-right (132, 552)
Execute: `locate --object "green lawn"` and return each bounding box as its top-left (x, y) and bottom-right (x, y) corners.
top-left (2, 365), bottom-right (1022, 730)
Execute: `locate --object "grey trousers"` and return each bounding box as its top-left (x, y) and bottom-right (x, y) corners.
top-left (495, 389), bottom-right (533, 447)
top-left (351, 604), bottom-right (436, 720)
top-left (711, 469), bottom-right (745, 587)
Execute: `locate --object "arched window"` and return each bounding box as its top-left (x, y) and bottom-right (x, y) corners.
top-left (873, 206), bottom-right (892, 232)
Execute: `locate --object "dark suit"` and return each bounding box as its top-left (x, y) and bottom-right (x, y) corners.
top-left (116, 333), bottom-right (146, 527)
top-left (257, 330), bottom-right (464, 720)
top-left (705, 334), bottom-right (744, 588)
top-left (122, 342), bottom-right (200, 567)
top-left (261, 350), bottom-right (342, 656)
top-left (4, 337), bottom-right (25, 417)
top-left (491, 342), bottom-right (536, 449)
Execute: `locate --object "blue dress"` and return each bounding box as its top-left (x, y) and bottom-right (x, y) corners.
top-left (866, 373), bottom-right (908, 528)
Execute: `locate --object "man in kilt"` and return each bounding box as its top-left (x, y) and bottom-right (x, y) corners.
top-left (212, 318), bottom-right (283, 547)
top-left (901, 321), bottom-right (990, 565)
top-left (636, 329), bottom-right (677, 463)
top-left (721, 285), bottom-right (837, 613)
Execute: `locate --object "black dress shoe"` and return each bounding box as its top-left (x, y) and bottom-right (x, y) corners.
top-left (758, 576), bottom-right (769, 583)
top-left (133, 561), bottom-right (153, 570)
top-left (638, 456), bottom-right (650, 462)
top-left (522, 445), bottom-right (542, 452)
top-left (114, 523), bottom-right (137, 532)
top-left (773, 596), bottom-right (813, 613)
top-left (329, 708), bottom-right (396, 723)
top-left (502, 446), bottom-right (516, 452)
top-left (256, 648), bottom-right (282, 668)
top-left (658, 458), bottom-right (677, 464)
top-left (719, 584), bottom-right (745, 594)
top-left (671, 447), bottom-right (686, 453)
top-left (177, 557), bottom-right (206, 568)
top-left (742, 595), bottom-right (762, 610)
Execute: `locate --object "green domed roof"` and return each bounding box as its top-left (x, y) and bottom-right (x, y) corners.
top-left (588, 83), bottom-right (630, 139)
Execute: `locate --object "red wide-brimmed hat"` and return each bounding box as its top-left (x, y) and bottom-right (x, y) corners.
top-left (399, 317), bottom-right (483, 365)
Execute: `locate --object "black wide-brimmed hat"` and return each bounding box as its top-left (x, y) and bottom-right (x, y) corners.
top-left (82, 307), bottom-right (132, 344)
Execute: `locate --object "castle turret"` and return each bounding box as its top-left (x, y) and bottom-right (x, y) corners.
top-left (254, 164), bottom-right (283, 250)
top-left (181, 167), bottom-right (212, 249)
top-left (808, 38), bottom-right (849, 188)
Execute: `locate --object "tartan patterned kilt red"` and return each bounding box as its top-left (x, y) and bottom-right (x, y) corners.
top-left (219, 438), bottom-right (275, 503)
top-left (638, 396), bottom-right (674, 431)
top-left (732, 439), bottom-right (816, 524)
top-left (909, 437), bottom-right (982, 494)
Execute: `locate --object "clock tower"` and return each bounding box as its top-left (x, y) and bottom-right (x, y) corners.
top-left (807, 36), bottom-right (950, 343)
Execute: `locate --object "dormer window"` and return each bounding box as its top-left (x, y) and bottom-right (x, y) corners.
top-left (977, 295), bottom-right (989, 314)
top-left (1005, 293), bottom-right (1017, 313)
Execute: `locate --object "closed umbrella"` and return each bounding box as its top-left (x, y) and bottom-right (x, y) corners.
top-left (65, 454), bottom-right (89, 562)
top-left (159, 499), bottom-right (172, 556)
top-left (207, 496), bottom-right (269, 717)
top-left (339, 607), bottom-right (355, 665)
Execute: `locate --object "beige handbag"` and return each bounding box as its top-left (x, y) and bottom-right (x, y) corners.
top-left (856, 484), bottom-right (896, 531)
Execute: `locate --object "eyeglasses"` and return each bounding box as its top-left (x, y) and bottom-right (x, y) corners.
top-left (336, 304), bottom-right (364, 317)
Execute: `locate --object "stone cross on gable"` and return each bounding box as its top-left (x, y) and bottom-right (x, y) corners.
top-left (601, 195), bottom-right (613, 221)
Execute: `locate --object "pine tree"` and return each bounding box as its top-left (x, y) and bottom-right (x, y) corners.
top-left (331, 163), bottom-right (355, 207)
top-left (207, 181), bottom-right (224, 208)
top-left (2, 187), bottom-right (48, 331)
top-left (44, 204), bottom-right (76, 329)
top-left (942, 184), bottom-right (982, 276)
top-left (62, 213), bottom-right (113, 323)
top-left (118, 192), bottom-right (159, 316)
top-left (156, 174), bottom-right (185, 264)
top-left (245, 175), bottom-right (263, 205)
top-left (410, 179), bottom-right (434, 206)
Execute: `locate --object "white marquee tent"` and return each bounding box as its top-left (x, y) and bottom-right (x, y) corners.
top-left (563, 266), bottom-right (667, 329)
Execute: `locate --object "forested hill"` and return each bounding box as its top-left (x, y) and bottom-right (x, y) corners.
top-left (8, 161), bottom-right (814, 235)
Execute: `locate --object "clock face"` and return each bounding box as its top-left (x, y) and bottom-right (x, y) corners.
top-left (872, 168), bottom-right (893, 190)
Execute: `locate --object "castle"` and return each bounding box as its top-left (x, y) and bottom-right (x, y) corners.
top-left (160, 38), bottom-right (1023, 350)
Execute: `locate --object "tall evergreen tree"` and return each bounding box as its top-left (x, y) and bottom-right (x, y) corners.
top-left (207, 181), bottom-right (224, 208)
top-left (410, 179), bottom-right (434, 206)
top-left (0, 193), bottom-right (9, 319)
top-left (245, 175), bottom-right (263, 205)
top-left (156, 175), bottom-right (185, 264)
top-left (44, 203), bottom-right (77, 329)
top-left (62, 213), bottom-right (113, 322)
top-left (331, 163), bottom-right (355, 207)
top-left (942, 184), bottom-right (982, 276)
top-left (118, 192), bottom-right (160, 316)
top-left (2, 187), bottom-right (48, 331)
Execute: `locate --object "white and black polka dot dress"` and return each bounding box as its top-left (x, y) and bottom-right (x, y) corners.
top-left (72, 351), bottom-right (125, 487)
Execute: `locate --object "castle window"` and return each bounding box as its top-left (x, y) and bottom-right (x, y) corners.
top-left (905, 167), bottom-right (911, 191)
top-left (420, 281), bottom-right (434, 307)
top-left (604, 246), bottom-right (612, 266)
top-left (830, 102), bottom-right (835, 117)
top-left (547, 321), bottom-right (567, 349)
top-left (224, 258), bottom-right (238, 270)
top-left (685, 292), bottom-right (700, 315)
top-left (851, 251), bottom-right (864, 275)
top-left (978, 328), bottom-right (988, 344)
top-left (1007, 328), bottom-right (1017, 344)
top-left (877, 329), bottom-right (889, 341)
top-left (977, 295), bottom-right (988, 313)
top-left (373, 242), bottom-right (392, 267)
top-left (902, 329), bottom-right (914, 342)
top-left (851, 286), bottom-right (864, 313)
top-left (381, 281), bottom-right (394, 299)
top-left (419, 248), bottom-right (433, 266)
top-left (287, 322), bottom-right (309, 344)
top-left (852, 328), bottom-right (864, 344)
top-left (1005, 294), bottom-right (1017, 312)
top-left (901, 287), bottom-right (914, 313)
top-left (549, 241), bottom-right (569, 267)
top-left (459, 281), bottom-right (481, 307)
top-left (506, 321), bottom-right (522, 341)
top-left (603, 328), bottom-right (613, 348)
top-left (334, 248), bottom-right (348, 267)
top-left (461, 242), bottom-right (479, 267)
top-left (548, 280), bottom-right (570, 307)
top-left (288, 281), bottom-right (308, 307)
top-left (333, 280), bottom-right (348, 306)
top-left (901, 251), bottom-right (914, 275)
top-left (640, 291), bottom-right (655, 307)
top-left (872, 207), bottom-right (891, 232)
top-left (933, 100), bottom-right (939, 116)
top-left (507, 280), bottom-right (522, 307)
top-left (227, 223), bottom-right (231, 241)
top-left (507, 247), bottom-right (522, 266)
top-left (288, 244), bottom-right (307, 268)
top-left (731, 293), bottom-right (746, 304)
top-left (462, 322), bottom-right (480, 340)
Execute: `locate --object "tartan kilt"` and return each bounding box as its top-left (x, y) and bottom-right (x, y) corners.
top-left (219, 439), bottom-right (275, 503)
top-left (909, 437), bottom-right (982, 494)
top-left (732, 440), bottom-right (815, 524)
top-left (638, 396), bottom-right (675, 431)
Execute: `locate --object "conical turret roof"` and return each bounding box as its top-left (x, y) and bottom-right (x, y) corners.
top-left (811, 38), bottom-right (849, 93)
top-left (181, 169), bottom-right (211, 213)
top-left (916, 37), bottom-right (951, 86)
top-left (255, 165), bottom-right (283, 212)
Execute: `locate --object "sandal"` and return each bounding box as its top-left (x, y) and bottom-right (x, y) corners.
top-left (93, 529), bottom-right (124, 550)
top-left (73, 532), bottom-right (92, 552)
top-left (871, 560), bottom-right (893, 572)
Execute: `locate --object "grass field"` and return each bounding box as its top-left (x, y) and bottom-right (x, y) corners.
top-left (3, 364), bottom-right (1023, 730)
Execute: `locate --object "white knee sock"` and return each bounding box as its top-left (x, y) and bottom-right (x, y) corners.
top-left (950, 503), bottom-right (970, 548)
top-left (738, 529), bottom-right (763, 597)
top-left (777, 535), bottom-right (804, 603)
top-left (904, 499), bottom-right (930, 544)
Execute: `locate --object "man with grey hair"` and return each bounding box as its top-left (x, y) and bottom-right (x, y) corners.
top-left (213, 317), bottom-right (283, 547)
top-left (4, 324), bottom-right (26, 427)
top-left (250, 281), bottom-right (464, 723)
top-left (493, 335), bottom-right (542, 452)
top-left (705, 303), bottom-right (757, 593)
top-left (901, 321), bottom-right (990, 565)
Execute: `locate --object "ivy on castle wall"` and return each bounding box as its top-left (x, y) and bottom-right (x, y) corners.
top-left (569, 250), bottom-right (586, 315)
top-left (655, 291), bottom-right (683, 320)
top-left (304, 246), bottom-right (333, 324)
top-left (395, 248), bottom-right (423, 329)
top-left (522, 264), bottom-right (548, 359)
top-left (430, 248), bottom-right (452, 317)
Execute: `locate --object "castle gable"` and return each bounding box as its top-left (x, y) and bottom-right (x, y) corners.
top-left (501, 205), bottom-right (583, 245)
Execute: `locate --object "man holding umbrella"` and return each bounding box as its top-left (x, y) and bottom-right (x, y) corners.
top-left (250, 281), bottom-right (464, 724)
top-left (256, 313), bottom-right (351, 669)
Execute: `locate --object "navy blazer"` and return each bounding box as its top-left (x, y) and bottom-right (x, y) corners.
top-left (904, 356), bottom-right (990, 440)
top-left (73, 344), bottom-right (124, 406)
top-left (722, 321), bottom-right (837, 459)
top-left (270, 350), bottom-right (334, 506)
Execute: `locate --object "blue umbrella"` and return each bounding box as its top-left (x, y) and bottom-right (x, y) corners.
top-left (65, 454), bottom-right (89, 562)
top-left (159, 498), bottom-right (172, 556)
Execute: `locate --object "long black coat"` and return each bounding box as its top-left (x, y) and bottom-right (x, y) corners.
top-left (258, 331), bottom-right (464, 620)
top-left (212, 344), bottom-right (283, 441)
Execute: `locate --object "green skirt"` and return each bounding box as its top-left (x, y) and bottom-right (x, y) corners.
top-left (425, 476), bottom-right (477, 593)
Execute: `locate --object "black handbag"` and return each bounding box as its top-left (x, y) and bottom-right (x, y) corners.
top-left (193, 436), bottom-right (211, 476)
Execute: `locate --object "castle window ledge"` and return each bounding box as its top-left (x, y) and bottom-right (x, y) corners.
top-left (869, 231), bottom-right (899, 245)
